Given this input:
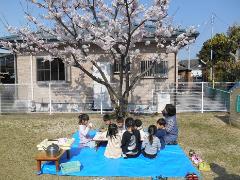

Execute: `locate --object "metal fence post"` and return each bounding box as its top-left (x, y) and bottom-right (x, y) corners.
top-left (201, 82), bottom-right (204, 113)
top-left (49, 83), bottom-right (52, 115)
top-left (152, 89), bottom-right (154, 111)
top-left (30, 55), bottom-right (34, 101)
top-left (100, 86), bottom-right (103, 114)
top-left (0, 84), bottom-right (1, 115)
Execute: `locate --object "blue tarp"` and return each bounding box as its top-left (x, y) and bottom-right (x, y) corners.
top-left (41, 131), bottom-right (200, 178)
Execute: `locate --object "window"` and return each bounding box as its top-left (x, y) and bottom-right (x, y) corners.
top-left (140, 60), bottom-right (168, 78)
top-left (113, 57), bottom-right (131, 74)
top-left (37, 58), bottom-right (65, 81)
top-left (0, 55), bottom-right (15, 84)
top-left (113, 60), bottom-right (121, 73)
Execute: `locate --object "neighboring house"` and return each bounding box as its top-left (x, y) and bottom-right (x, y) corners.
top-left (0, 31), bottom-right (198, 112)
top-left (178, 59), bottom-right (203, 82)
top-left (178, 64), bottom-right (191, 82)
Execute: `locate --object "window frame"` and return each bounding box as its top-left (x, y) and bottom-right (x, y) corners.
top-left (36, 57), bottom-right (66, 82)
top-left (140, 60), bottom-right (168, 78)
top-left (0, 55), bottom-right (15, 84)
top-left (113, 57), bottom-right (131, 74)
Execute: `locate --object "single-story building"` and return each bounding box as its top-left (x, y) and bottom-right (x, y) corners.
top-left (0, 30), bottom-right (199, 112)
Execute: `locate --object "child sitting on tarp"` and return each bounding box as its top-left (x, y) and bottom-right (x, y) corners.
top-left (156, 118), bottom-right (167, 149)
top-left (142, 125), bottom-right (161, 159)
top-left (116, 116), bottom-right (125, 134)
top-left (121, 117), bottom-right (141, 158)
top-left (104, 123), bottom-right (122, 159)
top-left (78, 113), bottom-right (95, 148)
top-left (162, 104), bottom-right (178, 145)
top-left (135, 119), bottom-right (147, 140)
top-left (100, 114), bottom-right (112, 132)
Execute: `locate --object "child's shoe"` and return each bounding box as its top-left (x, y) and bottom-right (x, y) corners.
top-left (122, 153), bottom-right (128, 159)
top-left (185, 173), bottom-right (199, 180)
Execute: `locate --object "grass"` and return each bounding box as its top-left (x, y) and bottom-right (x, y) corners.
top-left (0, 112), bottom-right (240, 180)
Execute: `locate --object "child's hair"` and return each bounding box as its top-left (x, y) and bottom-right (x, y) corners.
top-left (78, 113), bottom-right (89, 125)
top-left (148, 125), bottom-right (157, 145)
top-left (135, 119), bottom-right (142, 128)
top-left (107, 123), bottom-right (118, 138)
top-left (116, 116), bottom-right (124, 123)
top-left (125, 117), bottom-right (135, 129)
top-left (103, 114), bottom-right (111, 122)
top-left (165, 104), bottom-right (176, 116)
top-left (157, 118), bottom-right (166, 127)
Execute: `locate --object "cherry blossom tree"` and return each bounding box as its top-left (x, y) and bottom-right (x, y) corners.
top-left (0, 0), bottom-right (197, 116)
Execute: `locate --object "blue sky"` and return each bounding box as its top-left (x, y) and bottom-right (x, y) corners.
top-left (0, 0), bottom-right (240, 60)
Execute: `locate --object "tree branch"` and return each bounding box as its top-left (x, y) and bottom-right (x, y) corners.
top-left (123, 0), bottom-right (132, 98)
top-left (87, 0), bottom-right (100, 26)
top-left (72, 54), bottom-right (119, 100)
top-left (113, 3), bottom-right (119, 20)
top-left (61, 2), bottom-right (78, 36)
top-left (50, 6), bottom-right (76, 37)
top-left (123, 60), bottom-right (157, 97)
top-left (71, 55), bottom-right (104, 83)
top-left (91, 60), bottom-right (119, 99)
top-left (130, 19), bottom-right (147, 36)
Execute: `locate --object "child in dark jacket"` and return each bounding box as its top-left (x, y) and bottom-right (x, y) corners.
top-left (121, 117), bottom-right (141, 158)
top-left (156, 118), bottom-right (167, 149)
top-left (135, 119), bottom-right (147, 140)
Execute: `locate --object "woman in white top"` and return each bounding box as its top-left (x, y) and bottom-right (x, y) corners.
top-left (104, 123), bottom-right (122, 159)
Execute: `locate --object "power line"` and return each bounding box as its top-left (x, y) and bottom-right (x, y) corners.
top-left (213, 12), bottom-right (231, 27)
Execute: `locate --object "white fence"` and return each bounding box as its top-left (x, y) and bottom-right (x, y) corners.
top-left (0, 82), bottom-right (233, 114)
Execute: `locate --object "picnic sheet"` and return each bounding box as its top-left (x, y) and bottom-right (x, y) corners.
top-left (41, 131), bottom-right (200, 178)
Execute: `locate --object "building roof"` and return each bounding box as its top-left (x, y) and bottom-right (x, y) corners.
top-left (0, 26), bottom-right (199, 44)
top-left (0, 48), bottom-right (12, 58)
top-left (179, 59), bottom-right (202, 70)
top-left (178, 64), bottom-right (191, 72)
top-left (0, 53), bottom-right (13, 59)
top-left (0, 31), bottom-right (58, 43)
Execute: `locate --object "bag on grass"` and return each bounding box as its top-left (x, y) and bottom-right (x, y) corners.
top-left (198, 161), bottom-right (210, 171)
top-left (191, 154), bottom-right (203, 165)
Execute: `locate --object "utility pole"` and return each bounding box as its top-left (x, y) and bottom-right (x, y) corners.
top-left (187, 45), bottom-right (191, 82)
top-left (210, 14), bottom-right (215, 88)
top-left (188, 45), bottom-right (191, 69)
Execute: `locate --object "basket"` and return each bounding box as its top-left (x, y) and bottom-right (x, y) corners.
top-left (60, 161), bottom-right (81, 174)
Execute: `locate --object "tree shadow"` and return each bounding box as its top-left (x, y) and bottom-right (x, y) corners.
top-left (214, 113), bottom-right (231, 125)
top-left (210, 163), bottom-right (240, 180)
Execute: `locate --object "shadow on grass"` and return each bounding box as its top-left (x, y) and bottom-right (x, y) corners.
top-left (214, 114), bottom-right (230, 125)
top-left (210, 163), bottom-right (240, 180)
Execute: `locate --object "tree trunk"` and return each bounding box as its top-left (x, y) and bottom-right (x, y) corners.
top-left (116, 96), bottom-right (128, 117)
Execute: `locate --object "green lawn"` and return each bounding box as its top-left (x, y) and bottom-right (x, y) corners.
top-left (0, 112), bottom-right (239, 180)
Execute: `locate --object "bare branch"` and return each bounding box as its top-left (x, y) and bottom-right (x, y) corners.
top-left (87, 0), bottom-right (100, 26)
top-left (72, 55), bottom-right (105, 85)
top-left (130, 19), bottom-right (147, 36)
top-left (124, 60), bottom-right (157, 97)
top-left (91, 60), bottom-right (119, 98)
top-left (113, 2), bottom-right (119, 20)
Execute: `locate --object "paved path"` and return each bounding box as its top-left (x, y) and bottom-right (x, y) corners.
top-left (176, 92), bottom-right (228, 112)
